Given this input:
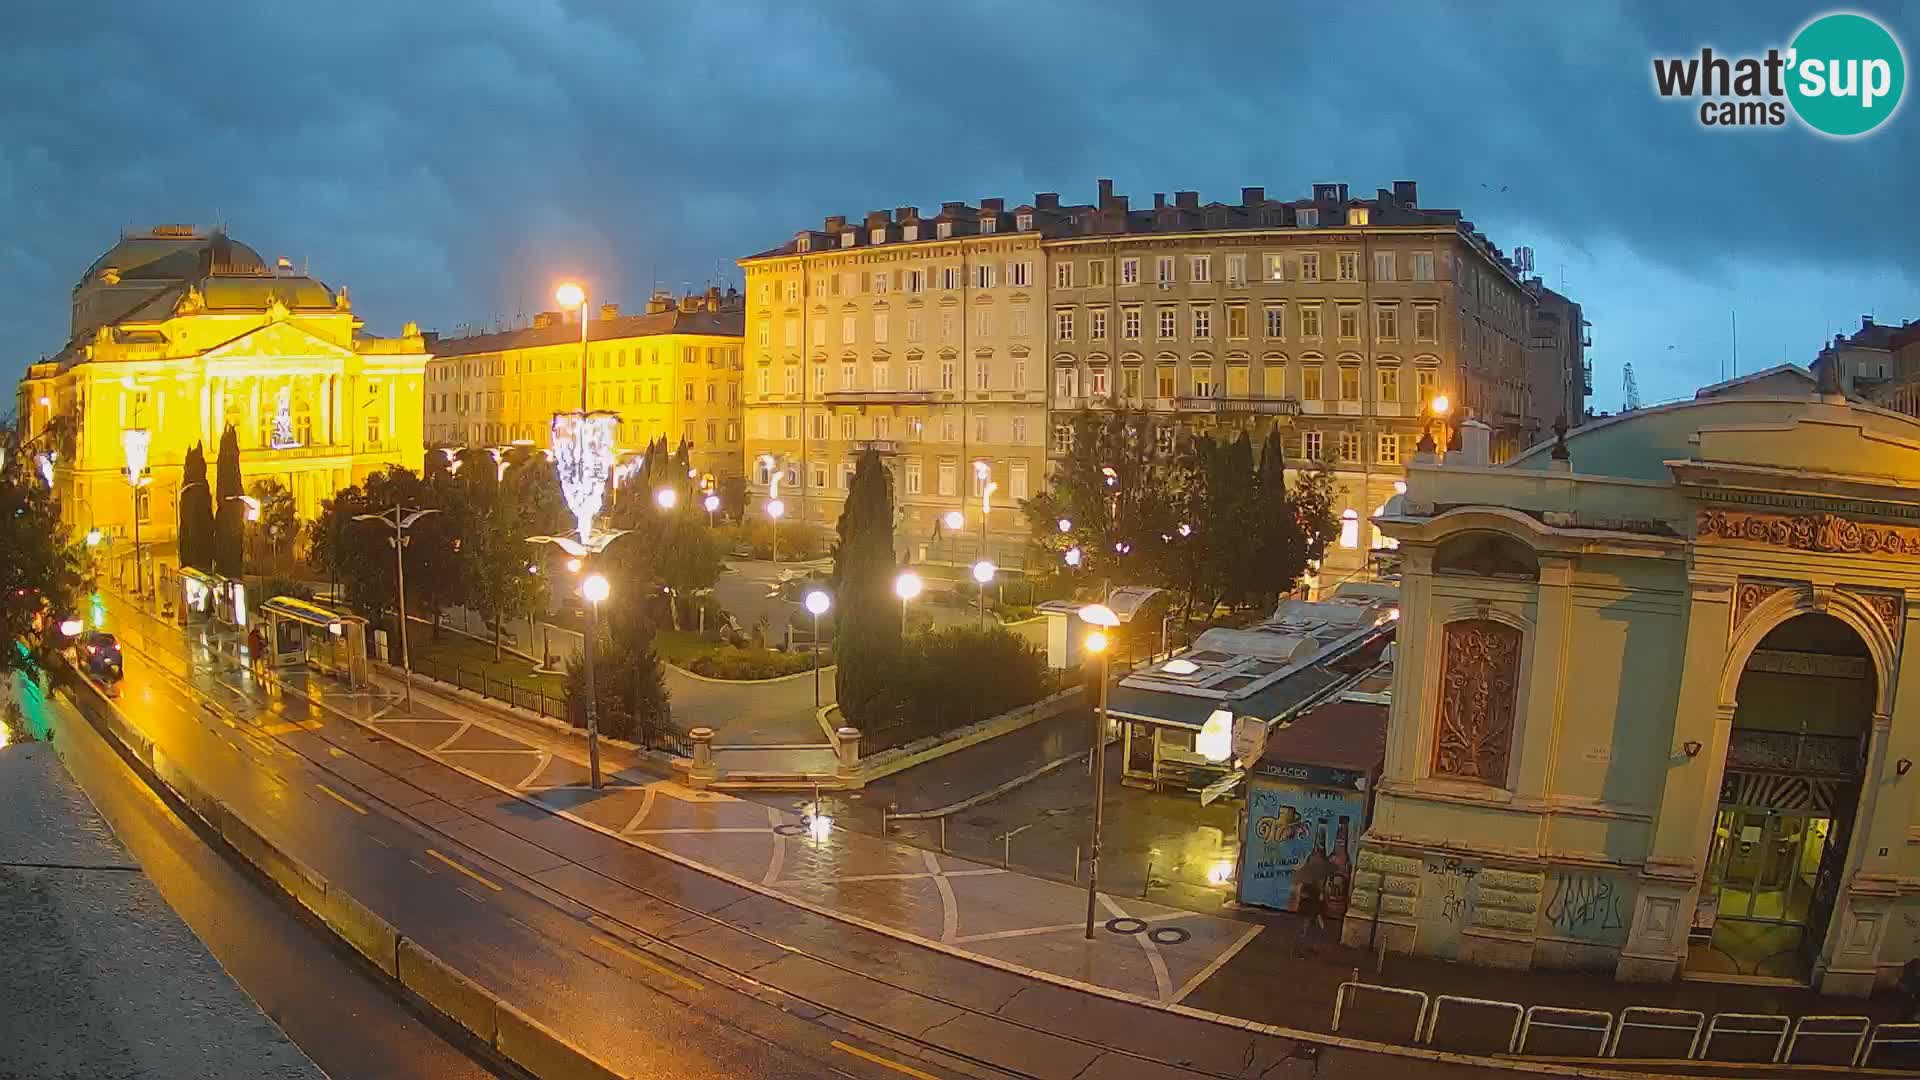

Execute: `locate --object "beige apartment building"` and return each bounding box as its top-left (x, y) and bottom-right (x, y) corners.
top-left (742, 181), bottom-right (1554, 583)
top-left (425, 289), bottom-right (746, 484)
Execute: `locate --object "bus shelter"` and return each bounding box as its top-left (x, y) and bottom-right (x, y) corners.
top-left (256, 596), bottom-right (368, 688)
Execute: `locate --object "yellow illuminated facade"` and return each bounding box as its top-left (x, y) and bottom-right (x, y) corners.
top-left (16, 226), bottom-right (428, 572)
top-left (424, 289), bottom-right (745, 483)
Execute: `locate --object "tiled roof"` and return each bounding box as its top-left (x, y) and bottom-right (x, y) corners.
top-left (429, 307), bottom-right (744, 359)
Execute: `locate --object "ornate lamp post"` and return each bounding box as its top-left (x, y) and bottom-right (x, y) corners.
top-left (353, 506), bottom-right (440, 712)
top-left (804, 589), bottom-right (830, 707)
top-left (894, 571), bottom-right (921, 628)
top-left (122, 429), bottom-right (151, 598)
top-left (1079, 601), bottom-right (1120, 938)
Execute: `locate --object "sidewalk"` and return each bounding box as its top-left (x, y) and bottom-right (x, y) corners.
top-left (101, 589), bottom-right (1920, 1071)
top-left (0, 729), bottom-right (322, 1080)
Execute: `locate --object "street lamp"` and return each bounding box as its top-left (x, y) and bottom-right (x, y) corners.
top-left (762, 454), bottom-right (785, 566)
top-left (1079, 601), bottom-right (1120, 939)
top-left (971, 559), bottom-right (996, 628)
top-left (580, 571), bottom-right (612, 766)
top-left (703, 492), bottom-right (720, 527)
top-left (122, 429), bottom-right (150, 599)
top-left (655, 487), bottom-right (678, 511)
top-left (804, 589), bottom-right (830, 707)
top-left (353, 506), bottom-right (441, 712)
top-left (894, 571), bottom-right (922, 627)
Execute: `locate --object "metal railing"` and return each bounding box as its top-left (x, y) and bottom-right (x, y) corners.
top-left (410, 653), bottom-right (689, 756)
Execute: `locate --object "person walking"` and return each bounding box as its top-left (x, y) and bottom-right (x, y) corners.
top-left (246, 626), bottom-right (267, 677)
top-left (1293, 877), bottom-right (1328, 958)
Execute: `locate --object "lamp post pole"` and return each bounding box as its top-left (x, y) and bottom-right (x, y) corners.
top-left (393, 509), bottom-right (411, 710)
top-left (582, 574), bottom-right (604, 789)
top-left (1084, 632), bottom-right (1111, 938)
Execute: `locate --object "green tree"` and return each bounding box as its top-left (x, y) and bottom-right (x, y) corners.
top-left (0, 426), bottom-right (84, 678)
top-left (212, 425), bottom-right (244, 577)
top-left (1249, 427), bottom-right (1308, 607)
top-left (1292, 450), bottom-right (1341, 568)
top-left (177, 443), bottom-right (214, 572)
top-left (895, 625), bottom-right (1048, 736)
top-left (564, 588), bottom-right (672, 742)
top-left (246, 477), bottom-right (298, 570)
top-left (310, 467), bottom-right (460, 638)
top-left (831, 448), bottom-right (903, 728)
top-left (1021, 408), bottom-right (1180, 585)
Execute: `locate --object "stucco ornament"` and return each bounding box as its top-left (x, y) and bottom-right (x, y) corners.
top-left (1433, 619), bottom-right (1522, 784)
top-left (1698, 508), bottom-right (1920, 557)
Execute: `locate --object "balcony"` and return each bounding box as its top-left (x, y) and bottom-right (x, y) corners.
top-left (1173, 395), bottom-right (1301, 416)
top-left (853, 439), bottom-right (903, 455)
top-left (822, 389), bottom-right (935, 406)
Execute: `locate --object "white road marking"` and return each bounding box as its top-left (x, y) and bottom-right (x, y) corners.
top-left (1173, 922), bottom-right (1263, 1004)
top-left (1102, 894), bottom-right (1172, 1002)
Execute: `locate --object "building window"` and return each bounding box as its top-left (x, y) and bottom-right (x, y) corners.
top-left (1338, 430), bottom-right (1360, 462)
top-left (1088, 260), bottom-right (1107, 287)
top-left (976, 363), bottom-right (990, 389)
top-left (1122, 367), bottom-right (1142, 398)
top-left (1055, 261), bottom-right (1073, 288)
top-left (757, 321), bottom-right (771, 347)
top-left (941, 415), bottom-right (957, 442)
top-left (758, 368), bottom-right (771, 396)
top-left (1415, 305), bottom-right (1438, 342)
top-left (1189, 255), bottom-right (1211, 283)
top-left (1156, 256), bottom-right (1175, 284)
top-left (1011, 309), bottom-right (1028, 338)
top-left (874, 313), bottom-right (889, 343)
top-left (784, 319), bottom-right (800, 347)
top-left (1304, 430), bottom-right (1323, 460)
top-left (1416, 367), bottom-right (1437, 401)
top-left (940, 312), bottom-right (955, 341)
top-left (1090, 308), bottom-right (1108, 340)
top-left (811, 413), bottom-right (827, 440)
top-left (1056, 309), bottom-right (1074, 341)
top-left (873, 362), bottom-right (891, 390)
top-left (906, 269), bottom-right (925, 293)
top-left (1264, 253), bottom-right (1286, 281)
top-left (974, 414), bottom-right (989, 443)
top-left (906, 458), bottom-right (923, 494)
top-left (1156, 365), bottom-right (1176, 399)
top-left (1155, 426), bottom-right (1176, 456)
top-left (840, 413), bottom-right (856, 440)
top-left (1010, 460), bottom-right (1028, 499)
top-left (976, 310), bottom-right (993, 338)
top-left (940, 362), bottom-right (955, 390)
top-left (1300, 253), bottom-right (1320, 282)
top-left (1191, 366), bottom-right (1215, 398)
top-left (1348, 207), bottom-right (1370, 226)
top-left (1432, 619), bottom-right (1522, 786)
top-left (814, 366), bottom-right (827, 395)
top-left (1011, 416), bottom-right (1027, 444)
top-left (1090, 366), bottom-right (1109, 396)
top-left (1264, 304), bottom-right (1287, 339)
top-left (1302, 364), bottom-right (1324, 401)
top-left (1376, 305), bottom-right (1398, 342)
top-left (1374, 252), bottom-right (1395, 282)
top-left (1226, 254), bottom-right (1246, 285)
top-left (785, 281), bottom-right (800, 303)
top-left (1378, 366), bottom-right (1400, 403)
top-left (1338, 366), bottom-right (1361, 400)
top-left (1157, 308), bottom-right (1176, 339)
top-left (938, 460), bottom-right (957, 495)
top-left (975, 264), bottom-right (996, 289)
top-left (1300, 304), bottom-right (1322, 339)
top-left (1337, 305), bottom-right (1360, 341)
top-left (1056, 367), bottom-right (1079, 400)
top-left (907, 362), bottom-right (923, 390)
top-left (1191, 307), bottom-right (1212, 340)
top-left (1013, 360), bottom-right (1027, 389)
top-left (810, 462), bottom-right (828, 488)
top-left (1120, 258), bottom-right (1139, 286)
top-left (1052, 424), bottom-right (1073, 453)
top-left (1377, 432), bottom-right (1400, 465)
top-left (942, 266), bottom-right (960, 290)
top-left (1227, 305), bottom-right (1248, 339)
top-left (1010, 261), bottom-right (1031, 287)
top-left (726, 420), bottom-right (740, 443)
top-left (1297, 208), bottom-right (1320, 228)
top-left (980, 216), bottom-right (998, 234)
top-left (1411, 252), bottom-right (1436, 281)
top-left (1122, 307), bottom-right (1141, 340)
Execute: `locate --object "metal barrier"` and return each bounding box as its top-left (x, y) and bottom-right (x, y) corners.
top-left (1860, 1022), bottom-right (1920, 1069)
top-left (411, 654), bottom-right (690, 756)
top-left (1331, 982), bottom-right (1428, 1044)
top-left (1701, 1012), bottom-right (1791, 1064)
top-left (1422, 994), bottom-right (1524, 1056)
top-left (1782, 1015), bottom-right (1870, 1067)
top-left (1519, 1005), bottom-right (1613, 1059)
top-left (1607, 1006), bottom-right (1705, 1060)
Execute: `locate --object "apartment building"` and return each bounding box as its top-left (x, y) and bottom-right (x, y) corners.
top-left (741, 181), bottom-right (1550, 584)
top-left (425, 288), bottom-right (746, 484)
top-left (738, 206), bottom-right (1049, 566)
top-left (1524, 282), bottom-right (1590, 437)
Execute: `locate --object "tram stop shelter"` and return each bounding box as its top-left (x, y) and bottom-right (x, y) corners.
top-left (256, 596), bottom-right (368, 688)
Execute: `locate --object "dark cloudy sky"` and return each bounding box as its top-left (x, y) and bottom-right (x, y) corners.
top-left (3, 1), bottom-right (1914, 407)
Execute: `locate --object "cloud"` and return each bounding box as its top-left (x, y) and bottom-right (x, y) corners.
top-left (1, 0), bottom-right (1914, 405)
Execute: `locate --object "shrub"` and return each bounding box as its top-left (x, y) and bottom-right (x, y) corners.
top-left (684, 647), bottom-right (815, 680)
top-left (888, 625), bottom-right (1048, 733)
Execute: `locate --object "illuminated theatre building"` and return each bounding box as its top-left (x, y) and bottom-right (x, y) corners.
top-left (16, 226), bottom-right (428, 586)
top-left (1349, 377), bottom-right (1920, 994)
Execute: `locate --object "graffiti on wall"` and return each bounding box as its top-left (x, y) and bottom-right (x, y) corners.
top-left (1414, 857), bottom-right (1481, 960)
top-left (1541, 870), bottom-right (1634, 945)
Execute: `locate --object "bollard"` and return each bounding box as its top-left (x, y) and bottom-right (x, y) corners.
top-left (835, 726), bottom-right (861, 780)
top-left (688, 726), bottom-right (716, 789)
top-left (940, 816), bottom-right (947, 853)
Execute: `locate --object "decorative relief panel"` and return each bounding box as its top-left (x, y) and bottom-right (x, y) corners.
top-left (1852, 589), bottom-right (1904, 643)
top-left (1432, 619), bottom-right (1522, 785)
top-left (1734, 579), bottom-right (1794, 631)
top-left (1699, 508), bottom-right (1920, 558)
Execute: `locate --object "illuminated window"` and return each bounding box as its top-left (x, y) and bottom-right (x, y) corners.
top-left (1339, 508), bottom-right (1360, 548)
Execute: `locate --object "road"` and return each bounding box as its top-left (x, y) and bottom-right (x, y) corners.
top-left (25, 674), bottom-right (506, 1080)
top-left (84, 596), bottom-right (1025, 1080)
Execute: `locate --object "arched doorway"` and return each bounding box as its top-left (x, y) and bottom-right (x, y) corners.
top-left (1689, 613), bottom-right (1873, 981)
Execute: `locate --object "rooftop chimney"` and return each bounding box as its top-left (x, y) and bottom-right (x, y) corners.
top-left (980, 198), bottom-right (1004, 214)
top-left (895, 206), bottom-right (919, 222)
top-left (865, 209), bottom-right (892, 229)
top-left (646, 292), bottom-right (672, 315)
top-left (940, 201), bottom-right (967, 216)
top-left (705, 286), bottom-right (722, 312)
top-left (1393, 180), bottom-right (1418, 206)
top-left (679, 294), bottom-right (698, 314)
top-left (1863, 315), bottom-right (1875, 331)
top-left (1154, 193), bottom-right (1167, 210)
top-left (1458, 418), bottom-right (1492, 467)
top-left (1036, 192), bottom-right (1059, 210)
top-left (1097, 179), bottom-right (1114, 206)
top-left (1175, 191), bottom-right (1199, 210)
top-left (599, 303), bottom-right (620, 320)
top-left (533, 312), bottom-right (558, 330)
top-left (824, 215), bottom-right (847, 232)
top-left (1241, 186), bottom-right (1265, 205)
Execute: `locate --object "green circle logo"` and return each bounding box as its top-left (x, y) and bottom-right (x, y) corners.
top-left (1788, 12), bottom-right (1906, 137)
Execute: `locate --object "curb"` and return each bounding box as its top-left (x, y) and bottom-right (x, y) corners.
top-left (664, 659), bottom-right (830, 686)
top-left (888, 743), bottom-right (1095, 820)
top-left (376, 667), bottom-right (684, 773)
top-left (56, 660), bottom-right (639, 1080)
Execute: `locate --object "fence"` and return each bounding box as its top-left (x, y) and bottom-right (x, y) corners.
top-left (1331, 980), bottom-right (1909, 1070)
top-left (410, 654), bottom-right (690, 757)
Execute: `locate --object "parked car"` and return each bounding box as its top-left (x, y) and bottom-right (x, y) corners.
top-left (80, 630), bottom-right (123, 680)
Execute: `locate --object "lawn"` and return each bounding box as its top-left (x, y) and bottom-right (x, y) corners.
top-left (655, 629), bottom-right (816, 680)
top-left (409, 629), bottom-right (566, 696)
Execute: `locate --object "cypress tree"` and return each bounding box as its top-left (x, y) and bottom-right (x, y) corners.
top-left (213, 424), bottom-right (245, 577)
top-left (831, 448), bottom-right (903, 727)
top-left (1250, 426), bottom-right (1305, 607)
top-left (178, 443), bottom-right (214, 571)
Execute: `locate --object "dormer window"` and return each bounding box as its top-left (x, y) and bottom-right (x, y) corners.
top-left (1297, 208), bottom-right (1320, 227)
top-left (936, 221), bottom-right (953, 239)
top-left (871, 229), bottom-right (887, 245)
top-left (903, 224), bottom-right (919, 241)
top-left (841, 231), bottom-right (857, 248)
top-left (796, 235), bottom-right (811, 253)
top-left (980, 216), bottom-right (998, 234)
top-left (1016, 213), bottom-right (1034, 231)
top-left (1348, 207), bottom-right (1371, 226)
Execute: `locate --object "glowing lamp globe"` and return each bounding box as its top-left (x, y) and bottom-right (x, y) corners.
top-left (581, 573), bottom-right (610, 605)
top-left (804, 590), bottom-right (831, 616)
top-left (971, 560), bottom-right (996, 585)
top-left (894, 573), bottom-right (922, 602)
top-left (555, 282), bottom-right (586, 308)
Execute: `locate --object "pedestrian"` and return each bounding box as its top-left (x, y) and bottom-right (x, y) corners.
top-left (247, 627), bottom-right (266, 676)
top-left (1294, 878), bottom-right (1327, 958)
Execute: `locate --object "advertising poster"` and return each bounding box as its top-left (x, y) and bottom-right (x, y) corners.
top-left (1241, 777), bottom-right (1366, 913)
